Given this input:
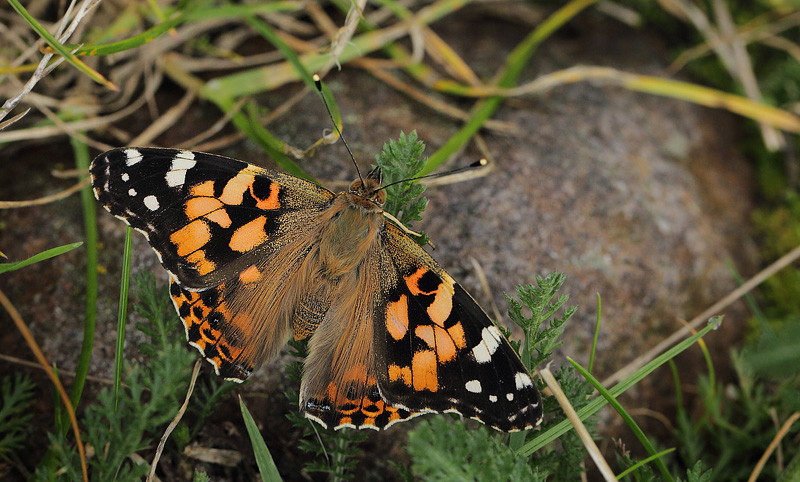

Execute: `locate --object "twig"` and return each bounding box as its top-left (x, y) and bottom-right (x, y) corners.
top-left (747, 412), bottom-right (800, 482)
top-left (147, 360), bottom-right (202, 482)
top-left (0, 176), bottom-right (90, 209)
top-left (540, 366), bottom-right (616, 481)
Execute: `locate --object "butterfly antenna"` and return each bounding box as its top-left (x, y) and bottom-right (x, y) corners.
top-left (314, 74), bottom-right (364, 185)
top-left (373, 159), bottom-right (488, 194)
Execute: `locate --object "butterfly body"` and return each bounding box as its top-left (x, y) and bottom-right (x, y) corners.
top-left (91, 147), bottom-right (542, 431)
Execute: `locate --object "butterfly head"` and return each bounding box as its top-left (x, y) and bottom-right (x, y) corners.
top-left (348, 166), bottom-right (386, 206)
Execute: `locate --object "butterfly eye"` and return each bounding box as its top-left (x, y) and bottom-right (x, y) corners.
top-left (349, 180), bottom-right (363, 193)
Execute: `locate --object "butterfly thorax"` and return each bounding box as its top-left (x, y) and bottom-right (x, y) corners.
top-left (317, 178), bottom-right (385, 279)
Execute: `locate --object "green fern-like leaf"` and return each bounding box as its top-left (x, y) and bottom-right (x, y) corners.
top-left (0, 374), bottom-right (35, 460)
top-left (504, 272), bottom-right (576, 368)
top-left (408, 417), bottom-right (547, 482)
top-left (375, 131), bottom-right (427, 222)
top-left (680, 460), bottom-right (713, 482)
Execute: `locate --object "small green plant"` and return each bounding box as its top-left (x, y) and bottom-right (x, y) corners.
top-left (375, 130), bottom-right (429, 226)
top-left (0, 374), bottom-right (36, 463)
top-left (29, 272), bottom-right (208, 481)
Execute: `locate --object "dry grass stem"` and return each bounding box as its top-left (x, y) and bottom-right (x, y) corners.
top-left (147, 360), bottom-right (202, 482)
top-left (0, 176), bottom-right (90, 209)
top-left (0, 289), bottom-right (89, 482)
top-left (540, 366), bottom-right (617, 481)
top-left (355, 59), bottom-right (517, 133)
top-left (130, 90), bottom-right (196, 146)
top-left (469, 257), bottom-right (503, 323)
top-left (604, 243), bottom-right (800, 387)
top-left (747, 412), bottom-right (800, 482)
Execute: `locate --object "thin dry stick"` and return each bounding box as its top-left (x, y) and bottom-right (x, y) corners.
top-left (747, 412), bottom-right (800, 482)
top-left (354, 59), bottom-right (517, 133)
top-left (604, 243), bottom-right (800, 387)
top-left (712, 0), bottom-right (783, 150)
top-left (0, 353), bottom-right (126, 387)
top-left (469, 257), bottom-right (503, 323)
top-left (130, 90), bottom-right (196, 146)
top-left (0, 0), bottom-right (100, 123)
top-left (322, 0), bottom-right (368, 75)
top-left (0, 176), bottom-right (89, 209)
top-left (147, 360), bottom-right (202, 482)
top-left (0, 108), bottom-right (30, 131)
top-left (0, 289), bottom-right (88, 482)
top-left (540, 366), bottom-right (616, 482)
top-left (179, 96), bottom-right (247, 150)
top-left (0, 92), bottom-right (149, 144)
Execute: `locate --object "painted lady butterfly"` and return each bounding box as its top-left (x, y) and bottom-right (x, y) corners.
top-left (90, 146), bottom-right (542, 431)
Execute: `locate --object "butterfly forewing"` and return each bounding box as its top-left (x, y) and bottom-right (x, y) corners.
top-left (90, 148), bottom-right (334, 287)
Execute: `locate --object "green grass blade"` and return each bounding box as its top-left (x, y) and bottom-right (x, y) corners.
top-left (240, 396), bottom-right (283, 482)
top-left (588, 293), bottom-right (602, 374)
top-left (73, 10), bottom-right (187, 57)
top-left (419, 0), bottom-right (598, 175)
top-left (8, 0), bottom-right (117, 90)
top-left (244, 14), bottom-right (315, 89)
top-left (61, 135), bottom-right (97, 434)
top-left (113, 227), bottom-right (133, 410)
top-left (568, 357), bottom-right (674, 482)
top-left (616, 448), bottom-right (676, 480)
top-left (519, 316), bottom-right (722, 455)
top-left (0, 242), bottom-right (83, 274)
top-left (69, 2), bottom-right (303, 57)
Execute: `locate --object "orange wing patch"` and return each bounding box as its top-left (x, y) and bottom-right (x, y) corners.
top-left (229, 216), bottom-right (268, 252)
top-left (168, 275), bottom-right (250, 380)
top-left (411, 349), bottom-right (438, 392)
top-left (386, 294), bottom-right (409, 340)
top-left (170, 219), bottom-right (211, 256)
top-left (404, 267), bottom-right (455, 327)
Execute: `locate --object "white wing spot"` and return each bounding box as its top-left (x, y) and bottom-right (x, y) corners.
top-left (465, 380), bottom-right (482, 393)
top-left (144, 195), bottom-right (160, 211)
top-left (514, 372), bottom-right (533, 390)
top-left (175, 150), bottom-right (196, 163)
top-left (471, 326), bottom-right (503, 364)
top-left (124, 148), bottom-right (142, 166)
top-left (489, 395), bottom-right (498, 403)
top-left (166, 151), bottom-right (198, 187)
top-left (127, 188), bottom-right (137, 197)
top-left (506, 393), bottom-right (514, 401)
top-left (121, 172), bottom-right (130, 182)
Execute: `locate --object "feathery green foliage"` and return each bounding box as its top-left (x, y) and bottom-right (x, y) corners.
top-left (31, 272), bottom-right (203, 481)
top-left (375, 131), bottom-right (430, 229)
top-left (0, 374), bottom-right (35, 460)
top-left (408, 418), bottom-right (547, 482)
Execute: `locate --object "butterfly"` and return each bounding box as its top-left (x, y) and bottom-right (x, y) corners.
top-left (90, 146), bottom-right (542, 431)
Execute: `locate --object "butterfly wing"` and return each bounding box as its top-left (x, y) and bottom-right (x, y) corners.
top-left (374, 223), bottom-right (543, 431)
top-left (297, 241), bottom-right (426, 430)
top-left (91, 147), bottom-right (336, 379)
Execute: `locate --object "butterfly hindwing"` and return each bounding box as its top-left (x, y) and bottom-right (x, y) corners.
top-left (374, 223), bottom-right (542, 431)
